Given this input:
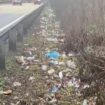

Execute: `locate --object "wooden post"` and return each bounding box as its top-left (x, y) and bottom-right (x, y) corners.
top-left (9, 28), bottom-right (17, 52)
top-left (17, 24), bottom-right (23, 42)
top-left (0, 41), bottom-right (5, 69)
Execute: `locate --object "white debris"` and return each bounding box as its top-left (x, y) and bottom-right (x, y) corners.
top-left (49, 60), bottom-right (59, 65)
top-left (68, 53), bottom-right (75, 57)
top-left (66, 60), bottom-right (76, 69)
top-left (68, 80), bottom-right (74, 87)
top-left (29, 76), bottom-right (35, 81)
top-left (59, 71), bottom-right (63, 79)
top-left (13, 96), bottom-right (19, 100)
top-left (25, 66), bottom-right (30, 70)
top-left (25, 93), bottom-right (29, 96)
top-left (24, 44), bottom-right (29, 46)
top-left (83, 99), bottom-right (88, 105)
top-left (13, 82), bottom-right (21, 87)
top-left (83, 84), bottom-right (90, 89)
top-left (0, 90), bottom-right (12, 95)
top-left (25, 51), bottom-right (32, 56)
top-left (15, 56), bottom-right (25, 64)
top-left (26, 55), bottom-right (36, 61)
top-left (48, 69), bottom-right (55, 75)
top-left (46, 38), bottom-right (58, 42)
top-left (62, 52), bottom-right (67, 59)
top-left (48, 98), bottom-right (57, 104)
top-left (58, 62), bottom-right (65, 66)
top-left (60, 39), bottom-right (64, 42)
top-left (41, 65), bottom-right (48, 71)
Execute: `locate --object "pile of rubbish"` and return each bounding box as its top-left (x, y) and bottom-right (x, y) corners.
top-left (15, 7), bottom-right (97, 105)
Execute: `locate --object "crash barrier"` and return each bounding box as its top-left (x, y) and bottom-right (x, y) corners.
top-left (0, 4), bottom-right (44, 69)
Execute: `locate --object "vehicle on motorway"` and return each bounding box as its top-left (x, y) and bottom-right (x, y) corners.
top-left (34, 0), bottom-right (41, 5)
top-left (12, 0), bottom-right (22, 5)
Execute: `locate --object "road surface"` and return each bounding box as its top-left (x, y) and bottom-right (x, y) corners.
top-left (0, 3), bottom-right (40, 29)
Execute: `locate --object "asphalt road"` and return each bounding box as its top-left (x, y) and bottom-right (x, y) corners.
top-left (0, 13), bottom-right (21, 29)
top-left (0, 3), bottom-right (40, 29)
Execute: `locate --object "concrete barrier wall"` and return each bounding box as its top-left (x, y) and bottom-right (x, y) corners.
top-left (0, 4), bottom-right (44, 69)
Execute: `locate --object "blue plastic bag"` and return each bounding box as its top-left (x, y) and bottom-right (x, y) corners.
top-left (46, 51), bottom-right (61, 59)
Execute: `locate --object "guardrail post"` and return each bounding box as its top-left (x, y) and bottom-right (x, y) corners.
top-left (0, 41), bottom-right (5, 69)
top-left (9, 28), bottom-right (17, 52)
top-left (23, 19), bottom-right (28, 36)
top-left (17, 24), bottom-right (23, 42)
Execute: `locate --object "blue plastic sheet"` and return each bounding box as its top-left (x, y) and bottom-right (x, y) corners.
top-left (46, 51), bottom-right (61, 59)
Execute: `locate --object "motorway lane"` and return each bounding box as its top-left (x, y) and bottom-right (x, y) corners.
top-left (0, 13), bottom-right (21, 29)
top-left (0, 3), bottom-right (40, 29)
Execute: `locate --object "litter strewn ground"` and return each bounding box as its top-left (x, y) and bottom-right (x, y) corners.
top-left (0, 7), bottom-right (96, 105)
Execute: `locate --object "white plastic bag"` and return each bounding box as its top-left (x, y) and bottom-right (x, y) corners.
top-left (83, 99), bottom-right (88, 105)
top-left (59, 71), bottom-right (63, 79)
top-left (41, 65), bottom-right (48, 71)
